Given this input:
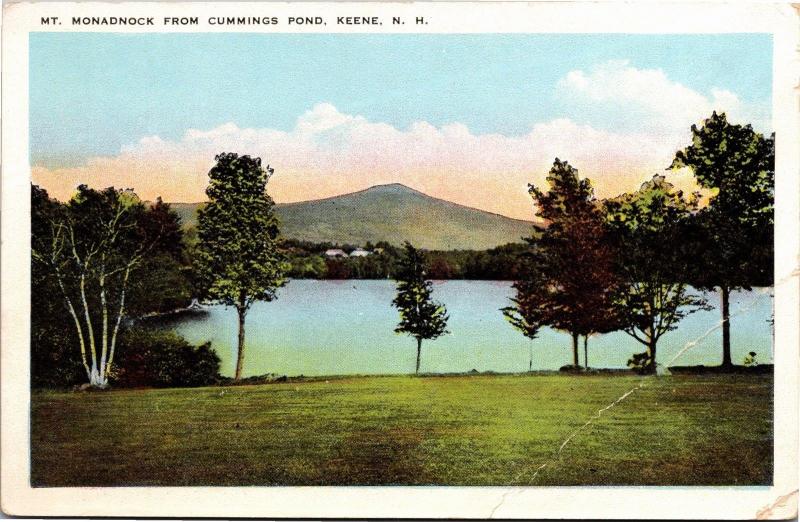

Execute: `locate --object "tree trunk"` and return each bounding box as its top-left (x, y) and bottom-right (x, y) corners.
top-left (721, 286), bottom-right (732, 368)
top-left (235, 307), bottom-right (247, 381)
top-left (584, 335), bottom-right (589, 369)
top-left (647, 337), bottom-right (658, 374)
top-left (415, 338), bottom-right (422, 375)
top-left (571, 332), bottom-right (579, 367)
top-left (528, 343), bottom-right (533, 373)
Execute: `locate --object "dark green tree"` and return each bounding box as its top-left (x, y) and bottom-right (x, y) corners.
top-left (671, 112), bottom-right (774, 368)
top-left (528, 159), bottom-right (623, 369)
top-left (392, 242), bottom-right (449, 374)
top-left (31, 184), bottom-right (181, 387)
top-left (502, 252), bottom-right (550, 372)
top-left (604, 175), bottom-right (708, 373)
top-left (194, 153), bottom-right (287, 381)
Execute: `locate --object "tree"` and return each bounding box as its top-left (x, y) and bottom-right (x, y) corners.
top-left (604, 175), bottom-right (708, 373)
top-left (528, 159), bottom-right (623, 368)
top-left (670, 112), bottom-right (774, 368)
top-left (194, 153), bottom-right (287, 381)
top-left (31, 184), bottom-right (176, 387)
top-left (392, 242), bottom-right (449, 374)
top-left (502, 252), bottom-right (549, 372)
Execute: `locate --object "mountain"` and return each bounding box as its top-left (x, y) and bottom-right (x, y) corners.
top-left (170, 183), bottom-right (538, 251)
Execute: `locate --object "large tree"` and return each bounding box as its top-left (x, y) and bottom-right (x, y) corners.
top-left (31, 184), bottom-right (178, 387)
top-left (528, 159), bottom-right (623, 368)
top-left (194, 153), bottom-right (287, 381)
top-left (392, 242), bottom-right (449, 374)
top-left (671, 112), bottom-right (774, 368)
top-left (604, 175), bottom-right (708, 373)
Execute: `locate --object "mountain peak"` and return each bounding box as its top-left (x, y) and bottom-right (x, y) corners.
top-left (361, 183), bottom-right (425, 195)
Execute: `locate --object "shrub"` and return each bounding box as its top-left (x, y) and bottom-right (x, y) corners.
top-left (743, 351), bottom-right (759, 367)
top-left (114, 328), bottom-right (221, 388)
top-left (627, 352), bottom-right (653, 374)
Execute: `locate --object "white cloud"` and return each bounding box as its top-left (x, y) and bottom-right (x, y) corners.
top-left (34, 103), bottom-right (688, 220)
top-left (557, 60), bottom-right (770, 136)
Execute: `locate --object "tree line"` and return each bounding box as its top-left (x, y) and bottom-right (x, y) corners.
top-left (282, 239), bottom-right (530, 280)
top-left (31, 112), bottom-right (773, 386)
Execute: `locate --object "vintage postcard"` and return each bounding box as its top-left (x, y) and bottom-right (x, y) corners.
top-left (1, 0), bottom-right (798, 518)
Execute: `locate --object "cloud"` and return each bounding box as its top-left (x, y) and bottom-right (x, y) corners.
top-left (557, 60), bottom-right (770, 138)
top-left (34, 96), bottom-right (731, 220)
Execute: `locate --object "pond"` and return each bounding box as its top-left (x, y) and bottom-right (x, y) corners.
top-left (167, 280), bottom-right (773, 377)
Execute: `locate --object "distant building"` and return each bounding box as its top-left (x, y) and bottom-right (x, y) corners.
top-left (324, 248), bottom-right (347, 258)
top-left (349, 248), bottom-right (372, 257)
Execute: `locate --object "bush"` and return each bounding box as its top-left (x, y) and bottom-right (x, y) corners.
top-left (114, 328), bottom-right (221, 388)
top-left (627, 352), bottom-right (654, 374)
top-left (743, 351), bottom-right (759, 367)
top-left (30, 272), bottom-right (86, 388)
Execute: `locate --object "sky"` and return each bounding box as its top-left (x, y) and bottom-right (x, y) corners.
top-left (30, 33), bottom-right (772, 220)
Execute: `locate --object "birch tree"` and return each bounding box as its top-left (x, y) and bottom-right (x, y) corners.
top-left (31, 185), bottom-right (171, 387)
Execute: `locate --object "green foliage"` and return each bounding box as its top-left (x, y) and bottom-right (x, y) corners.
top-left (113, 328), bottom-right (220, 388)
top-left (195, 153), bottom-right (287, 309)
top-left (743, 351), bottom-right (759, 367)
top-left (392, 243), bottom-right (449, 373)
top-left (502, 251), bottom-right (549, 341)
top-left (671, 111), bottom-right (774, 290)
top-left (282, 239), bottom-right (529, 280)
top-left (627, 352), bottom-right (654, 374)
top-left (604, 175), bottom-right (708, 372)
top-left (31, 184), bottom-right (191, 387)
top-left (671, 112), bottom-right (774, 367)
top-left (194, 153), bottom-right (287, 380)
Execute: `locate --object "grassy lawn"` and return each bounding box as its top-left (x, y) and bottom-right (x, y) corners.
top-left (31, 373), bottom-right (772, 486)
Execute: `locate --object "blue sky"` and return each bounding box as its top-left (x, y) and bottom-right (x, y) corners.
top-left (30, 32), bottom-right (772, 218)
top-left (30, 33), bottom-right (771, 167)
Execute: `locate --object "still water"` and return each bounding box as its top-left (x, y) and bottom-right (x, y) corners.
top-left (169, 280), bottom-right (773, 378)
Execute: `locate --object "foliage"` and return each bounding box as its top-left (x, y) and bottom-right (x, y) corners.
top-left (194, 153), bottom-right (287, 380)
top-left (392, 242), bottom-right (449, 373)
top-left (526, 159), bottom-right (624, 366)
top-left (671, 112), bottom-right (774, 366)
top-left (627, 352), bottom-right (654, 374)
top-left (604, 174), bottom-right (709, 372)
top-left (743, 351), bottom-right (758, 367)
top-left (31, 184), bottom-right (188, 387)
top-left (501, 250), bottom-right (550, 371)
top-left (281, 239), bottom-right (529, 280)
top-left (113, 328), bottom-right (220, 388)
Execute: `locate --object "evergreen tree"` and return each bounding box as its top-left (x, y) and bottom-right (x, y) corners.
top-left (194, 153), bottom-right (287, 381)
top-left (392, 242), bottom-right (449, 374)
top-left (671, 112), bottom-right (774, 368)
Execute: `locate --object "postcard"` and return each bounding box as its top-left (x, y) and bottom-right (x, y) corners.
top-left (1, 0), bottom-right (798, 518)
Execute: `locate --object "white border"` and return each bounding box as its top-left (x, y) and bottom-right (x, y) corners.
top-left (2, 2), bottom-right (798, 518)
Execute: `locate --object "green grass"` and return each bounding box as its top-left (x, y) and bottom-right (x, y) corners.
top-left (31, 373), bottom-right (772, 486)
